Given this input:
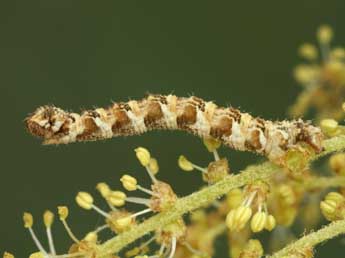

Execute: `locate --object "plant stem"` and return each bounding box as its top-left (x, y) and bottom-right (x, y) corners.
top-left (268, 219), bottom-right (345, 258)
top-left (98, 135), bottom-right (345, 257)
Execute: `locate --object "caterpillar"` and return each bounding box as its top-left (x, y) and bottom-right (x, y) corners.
top-left (25, 94), bottom-right (323, 165)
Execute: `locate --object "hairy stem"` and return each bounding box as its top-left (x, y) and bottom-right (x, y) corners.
top-left (98, 135), bottom-right (345, 256)
top-left (268, 219), bottom-right (345, 258)
top-left (305, 176), bottom-right (345, 190)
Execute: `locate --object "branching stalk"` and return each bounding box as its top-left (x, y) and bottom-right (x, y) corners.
top-left (268, 219), bottom-right (345, 258)
top-left (98, 135), bottom-right (345, 256)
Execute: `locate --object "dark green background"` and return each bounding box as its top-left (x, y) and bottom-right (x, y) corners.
top-left (1, 1), bottom-right (345, 257)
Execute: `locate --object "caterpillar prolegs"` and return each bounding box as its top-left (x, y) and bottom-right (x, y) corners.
top-left (25, 95), bottom-right (324, 165)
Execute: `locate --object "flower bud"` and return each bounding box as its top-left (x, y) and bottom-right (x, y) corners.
top-left (83, 232), bottom-right (98, 243)
top-left (265, 214), bottom-right (276, 231)
top-left (317, 25), bottom-right (333, 44)
top-left (57, 206), bottom-right (69, 220)
top-left (29, 252), bottom-right (44, 258)
top-left (325, 192), bottom-right (345, 203)
top-left (135, 147), bottom-right (151, 167)
top-left (299, 43), bottom-right (318, 60)
top-left (320, 119), bottom-right (339, 136)
top-left (3, 252), bottom-right (15, 258)
top-left (226, 188), bottom-right (243, 210)
top-left (329, 153), bottom-right (345, 176)
top-left (75, 192), bottom-right (94, 210)
top-left (96, 182), bottom-right (111, 198)
top-left (107, 191), bottom-right (127, 207)
top-left (250, 211), bottom-right (267, 233)
top-left (148, 158), bottom-right (159, 175)
top-left (120, 175), bottom-right (138, 191)
top-left (43, 210), bottom-right (54, 228)
top-left (23, 212), bottom-right (33, 228)
top-left (178, 155), bottom-right (194, 171)
top-left (239, 239), bottom-right (263, 258)
top-left (203, 137), bottom-right (221, 152)
top-left (114, 216), bottom-right (132, 230)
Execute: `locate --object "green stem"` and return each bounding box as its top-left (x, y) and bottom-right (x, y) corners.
top-left (305, 176), bottom-right (345, 190)
top-left (98, 135), bottom-right (345, 256)
top-left (268, 219), bottom-right (345, 258)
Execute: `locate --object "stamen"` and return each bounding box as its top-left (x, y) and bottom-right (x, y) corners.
top-left (168, 237), bottom-right (177, 258)
top-left (129, 208), bottom-right (152, 219)
top-left (43, 211), bottom-right (56, 255)
top-left (28, 228), bottom-right (48, 256)
top-left (191, 163), bottom-right (207, 173)
top-left (60, 219), bottom-right (80, 244)
top-left (137, 185), bottom-right (155, 196)
top-left (50, 253), bottom-right (87, 258)
top-left (91, 204), bottom-right (110, 218)
top-left (46, 227), bottom-right (56, 255)
top-left (243, 191), bottom-right (257, 207)
top-left (94, 224), bottom-right (109, 234)
top-left (182, 241), bottom-right (205, 256)
top-left (126, 197), bottom-right (151, 206)
top-left (57, 206), bottom-right (79, 244)
top-left (145, 166), bottom-right (158, 183)
top-left (158, 243), bottom-right (166, 255)
top-left (213, 150), bottom-right (220, 161)
top-left (23, 212), bottom-right (48, 256)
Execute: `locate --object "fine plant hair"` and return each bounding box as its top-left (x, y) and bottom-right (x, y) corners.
top-left (4, 25), bottom-right (345, 258)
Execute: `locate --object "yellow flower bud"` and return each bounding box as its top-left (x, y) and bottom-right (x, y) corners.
top-left (203, 137), bottom-right (221, 152)
top-left (239, 239), bottom-right (264, 258)
top-left (225, 209), bottom-right (236, 230)
top-left (3, 252), bottom-right (15, 258)
top-left (317, 24), bottom-right (333, 44)
top-left (178, 155), bottom-right (194, 171)
top-left (43, 210), bottom-right (54, 228)
top-left (75, 192), bottom-right (94, 210)
top-left (83, 232), bottom-right (98, 243)
top-left (135, 147), bottom-right (151, 167)
top-left (134, 256), bottom-right (148, 258)
top-left (96, 182), bottom-right (111, 198)
top-left (29, 252), bottom-right (44, 258)
top-left (329, 153), bottom-right (345, 176)
top-left (331, 48), bottom-right (345, 60)
top-left (265, 214), bottom-right (276, 231)
top-left (299, 43), bottom-right (318, 60)
top-left (250, 211), bottom-right (267, 233)
top-left (114, 216), bottom-right (132, 230)
top-left (57, 206), bottom-right (69, 220)
top-left (226, 188), bottom-right (243, 210)
top-left (320, 200), bottom-right (337, 220)
top-left (148, 158), bottom-right (159, 175)
top-left (278, 184), bottom-right (296, 205)
top-left (293, 65), bottom-right (318, 84)
top-left (107, 191), bottom-right (127, 207)
top-left (120, 175), bottom-right (138, 191)
top-left (227, 206), bottom-right (252, 231)
top-left (320, 119), bottom-right (339, 136)
top-left (234, 206), bottom-right (252, 230)
top-left (23, 212), bottom-right (33, 228)
top-left (325, 192), bottom-right (345, 203)
top-left (284, 147), bottom-right (311, 174)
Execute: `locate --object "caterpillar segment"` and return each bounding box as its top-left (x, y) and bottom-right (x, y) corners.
top-left (25, 94), bottom-right (324, 164)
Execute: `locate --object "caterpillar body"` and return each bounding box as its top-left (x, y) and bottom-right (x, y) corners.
top-left (26, 94), bottom-right (323, 165)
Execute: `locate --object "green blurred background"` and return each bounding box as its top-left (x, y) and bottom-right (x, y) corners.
top-left (1, 1), bottom-right (345, 257)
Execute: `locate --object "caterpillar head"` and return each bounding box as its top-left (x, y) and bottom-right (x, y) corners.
top-left (25, 106), bottom-right (76, 144)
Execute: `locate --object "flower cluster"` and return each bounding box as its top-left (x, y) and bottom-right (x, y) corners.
top-left (290, 25), bottom-right (345, 121)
